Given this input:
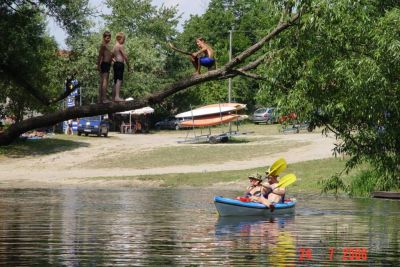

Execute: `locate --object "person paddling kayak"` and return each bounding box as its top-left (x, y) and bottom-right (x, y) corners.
top-left (242, 173), bottom-right (275, 212)
top-left (250, 173), bottom-right (286, 212)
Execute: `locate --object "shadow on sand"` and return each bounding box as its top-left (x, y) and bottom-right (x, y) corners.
top-left (0, 137), bottom-right (90, 158)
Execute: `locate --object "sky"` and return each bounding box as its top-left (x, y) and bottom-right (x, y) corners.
top-left (47, 0), bottom-right (210, 49)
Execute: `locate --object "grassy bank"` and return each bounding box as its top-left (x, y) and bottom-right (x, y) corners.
top-left (89, 157), bottom-right (368, 194)
top-left (82, 138), bottom-right (310, 169)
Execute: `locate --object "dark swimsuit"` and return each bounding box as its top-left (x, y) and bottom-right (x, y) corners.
top-left (100, 62), bottom-right (111, 73)
top-left (245, 185), bottom-right (286, 202)
top-left (245, 186), bottom-right (267, 198)
top-left (113, 61), bottom-right (125, 83)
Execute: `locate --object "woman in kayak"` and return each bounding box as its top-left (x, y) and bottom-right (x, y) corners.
top-left (244, 174), bottom-right (265, 198)
top-left (250, 174), bottom-right (286, 212)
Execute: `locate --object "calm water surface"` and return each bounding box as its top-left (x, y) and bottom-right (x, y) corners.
top-left (0, 188), bottom-right (399, 266)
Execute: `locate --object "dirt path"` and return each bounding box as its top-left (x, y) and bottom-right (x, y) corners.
top-left (0, 131), bottom-right (336, 188)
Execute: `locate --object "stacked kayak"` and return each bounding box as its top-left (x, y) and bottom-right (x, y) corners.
top-left (214, 196), bottom-right (296, 217)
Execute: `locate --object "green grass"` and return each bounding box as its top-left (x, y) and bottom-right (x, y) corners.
top-left (81, 123), bottom-right (312, 169)
top-left (347, 168), bottom-right (400, 196)
top-left (88, 157), bottom-right (361, 193)
top-left (83, 139), bottom-right (310, 169)
top-left (0, 134), bottom-right (90, 158)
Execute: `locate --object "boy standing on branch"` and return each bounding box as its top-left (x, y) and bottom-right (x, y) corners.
top-left (191, 37), bottom-right (215, 74)
top-left (112, 32), bottom-right (131, 102)
top-left (97, 31), bottom-right (112, 103)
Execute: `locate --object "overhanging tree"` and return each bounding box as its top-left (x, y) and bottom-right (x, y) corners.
top-left (0, 1), bottom-right (301, 145)
top-left (256, 0), bottom-right (400, 191)
top-left (0, 0), bottom-right (93, 122)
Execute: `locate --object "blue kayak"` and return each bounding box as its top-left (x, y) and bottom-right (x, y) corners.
top-left (214, 196), bottom-right (296, 217)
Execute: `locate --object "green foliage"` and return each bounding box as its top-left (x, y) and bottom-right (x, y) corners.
top-left (0, 5), bottom-right (58, 119)
top-left (178, 0), bottom-right (284, 107)
top-left (46, 0), bottom-right (182, 106)
top-left (0, 1), bottom-right (92, 119)
top-left (319, 173), bottom-right (348, 197)
top-left (73, 0), bottom-right (182, 104)
top-left (257, 0), bottom-right (400, 191)
top-left (104, 0), bottom-right (179, 39)
top-left (347, 170), bottom-right (380, 197)
top-left (328, 168), bottom-right (400, 198)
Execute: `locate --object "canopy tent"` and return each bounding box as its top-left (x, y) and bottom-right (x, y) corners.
top-left (116, 99), bottom-right (154, 132)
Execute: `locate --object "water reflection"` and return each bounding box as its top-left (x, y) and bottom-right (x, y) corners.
top-left (215, 215), bottom-right (296, 266)
top-left (0, 189), bottom-right (399, 266)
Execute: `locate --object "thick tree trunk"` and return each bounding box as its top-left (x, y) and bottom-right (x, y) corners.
top-left (0, 13), bottom-right (300, 146)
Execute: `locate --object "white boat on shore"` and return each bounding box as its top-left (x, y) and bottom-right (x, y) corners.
top-left (175, 103), bottom-right (246, 118)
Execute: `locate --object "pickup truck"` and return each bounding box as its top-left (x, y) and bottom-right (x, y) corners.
top-left (77, 115), bottom-right (109, 137)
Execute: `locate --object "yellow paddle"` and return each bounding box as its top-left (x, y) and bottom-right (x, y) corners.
top-left (267, 158), bottom-right (287, 176)
top-left (276, 173), bottom-right (297, 188)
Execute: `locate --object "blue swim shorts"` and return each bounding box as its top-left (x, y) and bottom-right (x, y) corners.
top-left (199, 57), bottom-right (215, 67)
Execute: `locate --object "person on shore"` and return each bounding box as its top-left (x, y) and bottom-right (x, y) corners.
top-left (190, 37), bottom-right (215, 74)
top-left (97, 31), bottom-right (113, 103)
top-left (112, 32), bottom-right (130, 102)
top-left (66, 119), bottom-right (73, 135)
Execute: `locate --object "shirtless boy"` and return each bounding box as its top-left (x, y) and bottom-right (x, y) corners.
top-left (191, 37), bottom-right (215, 74)
top-left (97, 31), bottom-right (112, 103)
top-left (112, 32), bottom-right (130, 102)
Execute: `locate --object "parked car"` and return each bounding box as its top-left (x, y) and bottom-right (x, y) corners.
top-left (251, 107), bottom-right (277, 124)
top-left (77, 115), bottom-right (109, 137)
top-left (154, 117), bottom-right (187, 130)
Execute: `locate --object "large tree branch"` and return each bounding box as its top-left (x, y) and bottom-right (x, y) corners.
top-left (219, 70), bottom-right (264, 80)
top-left (223, 12), bottom-right (300, 70)
top-left (218, 51), bottom-right (281, 80)
top-left (240, 50), bottom-right (284, 71)
top-left (231, 70), bottom-right (264, 80)
top-left (0, 12), bottom-right (301, 145)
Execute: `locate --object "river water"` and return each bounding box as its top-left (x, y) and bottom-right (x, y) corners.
top-left (0, 188), bottom-right (399, 266)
